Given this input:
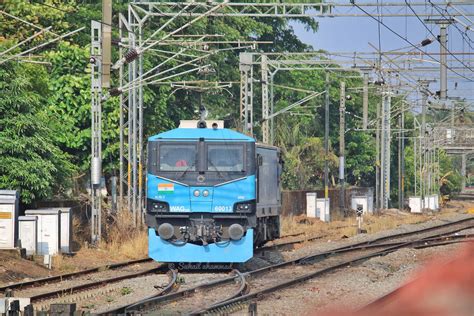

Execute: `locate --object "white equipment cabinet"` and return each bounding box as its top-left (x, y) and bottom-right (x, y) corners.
top-left (306, 192), bottom-right (318, 218)
top-left (317, 198), bottom-right (330, 222)
top-left (0, 190), bottom-right (19, 249)
top-left (409, 197), bottom-right (422, 213)
top-left (18, 216), bottom-right (38, 256)
top-left (25, 209), bottom-right (61, 255)
top-left (42, 207), bottom-right (73, 253)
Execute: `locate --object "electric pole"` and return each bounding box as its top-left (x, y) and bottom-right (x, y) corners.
top-left (375, 100), bottom-right (381, 211)
top-left (339, 81), bottom-right (346, 216)
top-left (439, 23), bottom-right (448, 100)
top-left (380, 89), bottom-right (391, 209)
top-left (102, 0), bottom-right (112, 88)
top-left (324, 73), bottom-right (330, 201)
top-left (363, 73), bottom-right (369, 130)
top-left (398, 109), bottom-right (405, 211)
top-left (426, 18), bottom-right (453, 100)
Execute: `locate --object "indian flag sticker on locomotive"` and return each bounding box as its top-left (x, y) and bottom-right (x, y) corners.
top-left (158, 183), bottom-right (174, 194)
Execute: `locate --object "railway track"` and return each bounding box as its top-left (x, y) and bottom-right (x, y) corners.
top-left (0, 258), bottom-right (154, 294)
top-left (0, 232), bottom-right (310, 307)
top-left (99, 216), bottom-right (474, 315)
top-left (1, 259), bottom-right (168, 307)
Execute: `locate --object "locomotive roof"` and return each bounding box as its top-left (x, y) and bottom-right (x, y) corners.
top-left (148, 128), bottom-right (255, 142)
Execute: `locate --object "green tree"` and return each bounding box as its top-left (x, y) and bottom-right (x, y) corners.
top-left (0, 61), bottom-right (75, 204)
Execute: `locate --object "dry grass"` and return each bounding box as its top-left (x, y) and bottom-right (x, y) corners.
top-left (52, 254), bottom-right (76, 273)
top-left (99, 211), bottom-right (148, 260)
top-left (51, 211), bottom-right (148, 272)
top-left (281, 210), bottom-right (450, 241)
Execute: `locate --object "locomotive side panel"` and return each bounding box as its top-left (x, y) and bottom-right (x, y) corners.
top-left (256, 145), bottom-right (282, 217)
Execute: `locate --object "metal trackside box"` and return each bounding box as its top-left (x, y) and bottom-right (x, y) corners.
top-left (0, 190), bottom-right (19, 249)
top-left (25, 209), bottom-right (61, 255)
top-left (18, 216), bottom-right (38, 255)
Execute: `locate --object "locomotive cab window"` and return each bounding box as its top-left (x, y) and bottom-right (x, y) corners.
top-left (159, 143), bottom-right (197, 171)
top-left (207, 144), bottom-right (244, 172)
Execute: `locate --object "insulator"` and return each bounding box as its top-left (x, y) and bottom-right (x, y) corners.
top-left (109, 87), bottom-right (122, 97)
top-left (124, 48), bottom-right (139, 63)
top-left (421, 38), bottom-right (433, 47)
top-left (111, 38), bottom-right (121, 46)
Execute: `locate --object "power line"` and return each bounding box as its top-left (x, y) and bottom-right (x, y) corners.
top-left (350, 1), bottom-right (473, 82)
top-left (0, 27), bottom-right (85, 65)
top-left (0, 9), bottom-right (59, 37)
top-left (405, 0), bottom-right (474, 72)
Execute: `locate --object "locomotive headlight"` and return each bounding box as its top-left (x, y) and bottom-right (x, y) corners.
top-left (193, 189), bottom-right (200, 197)
top-left (202, 190), bottom-right (209, 197)
top-left (236, 203), bottom-right (252, 212)
top-left (149, 201), bottom-right (169, 213)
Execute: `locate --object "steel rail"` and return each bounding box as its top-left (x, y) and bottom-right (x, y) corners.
top-left (102, 268), bottom-right (180, 315)
top-left (258, 234), bottom-right (323, 252)
top-left (102, 217), bottom-right (474, 315)
top-left (0, 258), bottom-right (153, 293)
top-left (261, 217), bottom-right (474, 253)
top-left (200, 237), bottom-right (474, 315)
top-left (188, 270), bottom-right (248, 316)
top-left (28, 265), bottom-right (167, 302)
top-left (334, 216), bottom-right (474, 251)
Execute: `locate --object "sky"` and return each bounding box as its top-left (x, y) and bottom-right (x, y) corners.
top-left (289, 8), bottom-right (474, 104)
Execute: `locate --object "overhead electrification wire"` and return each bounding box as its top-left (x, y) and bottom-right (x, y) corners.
top-left (350, 0), bottom-right (473, 82)
top-left (0, 27), bottom-right (85, 65)
top-left (0, 10), bottom-right (59, 37)
top-left (405, 0), bottom-right (474, 73)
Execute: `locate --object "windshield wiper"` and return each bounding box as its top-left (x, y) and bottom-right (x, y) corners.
top-left (207, 159), bottom-right (224, 178)
top-left (178, 163), bottom-right (195, 180)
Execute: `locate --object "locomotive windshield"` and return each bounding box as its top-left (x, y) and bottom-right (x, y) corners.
top-left (148, 140), bottom-right (254, 185)
top-left (207, 144), bottom-right (244, 172)
top-left (159, 144), bottom-right (197, 172)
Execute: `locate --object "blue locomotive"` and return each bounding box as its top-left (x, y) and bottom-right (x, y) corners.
top-left (146, 120), bottom-right (282, 263)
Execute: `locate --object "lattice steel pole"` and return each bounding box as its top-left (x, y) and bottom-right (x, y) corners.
top-left (128, 5), bottom-right (138, 226)
top-left (399, 108), bottom-right (405, 210)
top-left (339, 81), bottom-right (346, 215)
top-left (90, 20), bottom-right (102, 243)
top-left (269, 71), bottom-right (276, 145)
top-left (118, 13), bottom-right (128, 213)
top-left (381, 89), bottom-right (391, 209)
top-left (261, 55), bottom-right (269, 143)
top-left (324, 72), bottom-right (330, 200)
top-left (375, 99), bottom-right (381, 210)
top-left (138, 19), bottom-right (144, 225)
top-left (239, 53), bottom-right (253, 135)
